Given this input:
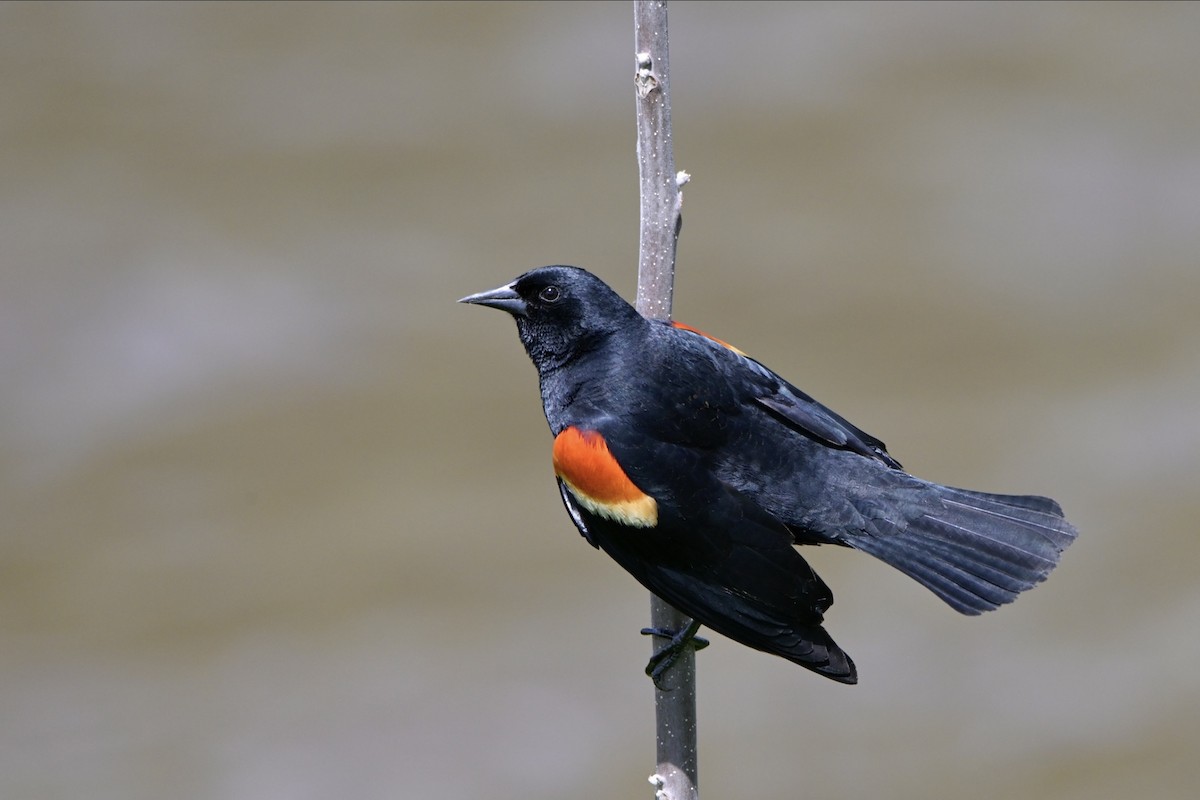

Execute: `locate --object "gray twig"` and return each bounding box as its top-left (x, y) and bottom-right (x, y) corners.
top-left (633, 3), bottom-right (698, 799)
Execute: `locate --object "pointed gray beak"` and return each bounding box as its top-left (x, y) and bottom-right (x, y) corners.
top-left (458, 281), bottom-right (528, 316)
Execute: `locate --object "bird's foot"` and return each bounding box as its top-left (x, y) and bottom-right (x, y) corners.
top-left (640, 618), bottom-right (708, 689)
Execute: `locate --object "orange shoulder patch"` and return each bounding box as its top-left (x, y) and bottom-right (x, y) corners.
top-left (671, 321), bottom-right (748, 357)
top-left (553, 427), bottom-right (658, 528)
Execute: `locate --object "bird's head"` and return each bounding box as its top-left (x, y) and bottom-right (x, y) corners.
top-left (459, 266), bottom-right (644, 373)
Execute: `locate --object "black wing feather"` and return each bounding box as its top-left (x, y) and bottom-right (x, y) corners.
top-left (667, 322), bottom-right (900, 467)
top-left (565, 455), bottom-right (858, 684)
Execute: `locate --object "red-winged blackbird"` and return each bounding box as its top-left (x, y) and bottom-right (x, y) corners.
top-left (460, 266), bottom-right (1077, 684)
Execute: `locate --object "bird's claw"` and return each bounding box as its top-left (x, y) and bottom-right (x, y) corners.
top-left (640, 619), bottom-right (708, 689)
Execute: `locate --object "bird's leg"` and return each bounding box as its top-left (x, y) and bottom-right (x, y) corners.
top-left (640, 618), bottom-right (709, 689)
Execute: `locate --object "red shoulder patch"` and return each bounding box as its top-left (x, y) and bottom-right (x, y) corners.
top-left (671, 321), bottom-right (748, 357)
top-left (553, 427), bottom-right (658, 528)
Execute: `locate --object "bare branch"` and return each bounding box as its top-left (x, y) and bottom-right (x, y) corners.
top-left (633, 3), bottom-right (698, 799)
top-left (634, 1), bottom-right (684, 324)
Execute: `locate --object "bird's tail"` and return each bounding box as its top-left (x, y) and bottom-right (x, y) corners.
top-left (849, 485), bottom-right (1077, 615)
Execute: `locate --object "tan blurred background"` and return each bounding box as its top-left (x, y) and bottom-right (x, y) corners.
top-left (2, 2), bottom-right (1198, 798)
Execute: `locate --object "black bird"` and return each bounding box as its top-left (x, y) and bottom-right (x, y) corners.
top-left (460, 266), bottom-right (1077, 684)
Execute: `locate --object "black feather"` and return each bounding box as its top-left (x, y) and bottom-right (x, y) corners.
top-left (846, 486), bottom-right (1077, 614)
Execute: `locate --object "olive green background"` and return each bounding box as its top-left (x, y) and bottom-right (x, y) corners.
top-left (3, 3), bottom-right (1197, 798)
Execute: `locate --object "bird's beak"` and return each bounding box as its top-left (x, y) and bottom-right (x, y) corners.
top-left (458, 281), bottom-right (528, 316)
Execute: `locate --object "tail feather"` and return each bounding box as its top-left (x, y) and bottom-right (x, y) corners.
top-left (877, 548), bottom-right (1016, 614)
top-left (850, 485), bottom-right (1077, 615)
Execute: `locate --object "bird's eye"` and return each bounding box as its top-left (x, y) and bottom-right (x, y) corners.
top-left (538, 285), bottom-right (562, 303)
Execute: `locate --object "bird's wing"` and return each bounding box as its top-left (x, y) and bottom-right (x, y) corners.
top-left (585, 475), bottom-right (857, 684)
top-left (551, 413), bottom-right (858, 682)
top-left (753, 383), bottom-right (901, 468)
top-left (667, 321), bottom-right (901, 468)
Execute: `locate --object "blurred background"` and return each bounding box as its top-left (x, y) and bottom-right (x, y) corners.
top-left (2, 2), bottom-right (1198, 798)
